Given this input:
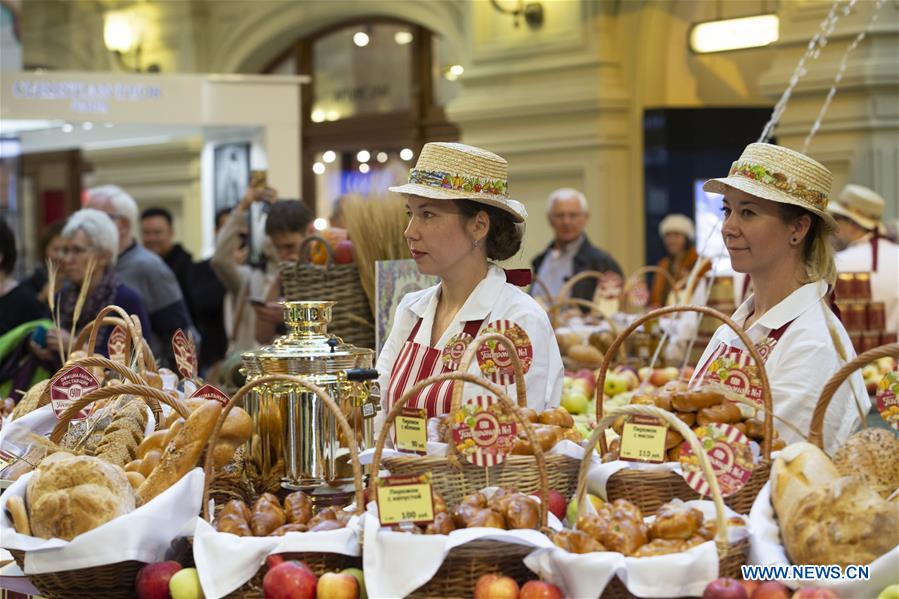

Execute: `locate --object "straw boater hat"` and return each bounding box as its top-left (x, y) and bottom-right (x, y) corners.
top-left (702, 143), bottom-right (837, 232)
top-left (659, 214), bottom-right (695, 240)
top-left (828, 184), bottom-right (885, 233)
top-left (389, 142), bottom-right (528, 223)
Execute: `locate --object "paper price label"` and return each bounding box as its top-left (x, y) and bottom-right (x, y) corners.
top-left (396, 408), bottom-right (428, 454)
top-left (619, 415), bottom-right (667, 463)
top-left (377, 477), bottom-right (435, 525)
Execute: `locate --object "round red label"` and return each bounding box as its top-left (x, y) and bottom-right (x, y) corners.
top-left (679, 422), bottom-right (753, 498)
top-left (450, 395), bottom-right (518, 467)
top-left (476, 320), bottom-right (533, 385)
top-left (441, 332), bottom-right (473, 371)
top-left (875, 369), bottom-right (899, 430)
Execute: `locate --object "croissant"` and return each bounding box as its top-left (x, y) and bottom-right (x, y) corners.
top-left (250, 493), bottom-right (286, 536)
top-left (284, 491), bottom-right (313, 525)
top-left (216, 513), bottom-right (252, 536)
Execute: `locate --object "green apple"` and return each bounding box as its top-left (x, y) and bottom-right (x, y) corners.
top-left (603, 373), bottom-right (629, 397)
top-left (565, 494), bottom-right (604, 525)
top-left (561, 392), bottom-right (589, 415)
top-left (340, 567), bottom-right (367, 599)
top-left (169, 568), bottom-right (204, 599)
top-left (877, 584), bottom-right (899, 599)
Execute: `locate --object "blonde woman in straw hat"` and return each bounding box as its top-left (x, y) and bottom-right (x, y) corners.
top-left (375, 142), bottom-right (563, 424)
top-left (829, 184), bottom-right (899, 335)
top-left (692, 143), bottom-right (868, 454)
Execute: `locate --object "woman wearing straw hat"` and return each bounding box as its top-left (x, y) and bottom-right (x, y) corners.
top-left (692, 143), bottom-right (868, 454)
top-left (649, 214), bottom-right (710, 307)
top-left (376, 142), bottom-right (563, 421)
top-left (829, 184), bottom-right (899, 336)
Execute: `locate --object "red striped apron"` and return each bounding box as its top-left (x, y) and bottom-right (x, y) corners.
top-left (385, 317), bottom-right (485, 418)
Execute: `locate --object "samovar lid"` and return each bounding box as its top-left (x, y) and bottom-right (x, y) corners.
top-left (241, 301), bottom-right (373, 375)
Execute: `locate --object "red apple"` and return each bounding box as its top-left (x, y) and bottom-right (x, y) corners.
top-left (266, 554), bottom-right (285, 570)
top-left (136, 561), bottom-right (182, 599)
top-left (752, 581), bottom-right (790, 599)
top-left (703, 577), bottom-right (749, 599)
top-left (649, 369), bottom-right (670, 388)
top-left (681, 366), bottom-right (695, 380)
top-left (473, 574), bottom-right (519, 599)
top-left (334, 240), bottom-right (354, 264)
top-left (316, 572), bottom-right (358, 599)
top-left (264, 561), bottom-right (317, 599)
top-left (739, 579), bottom-right (759, 596)
top-left (790, 588), bottom-right (838, 599)
top-left (519, 580), bottom-right (564, 599)
top-left (531, 490), bottom-right (566, 520)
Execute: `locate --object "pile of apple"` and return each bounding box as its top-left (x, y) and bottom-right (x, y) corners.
top-left (474, 574), bottom-right (563, 599)
top-left (862, 356), bottom-right (897, 395)
top-left (135, 562), bottom-right (203, 599)
top-left (703, 578), bottom-right (899, 599)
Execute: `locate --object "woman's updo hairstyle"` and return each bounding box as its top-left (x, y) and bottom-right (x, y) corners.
top-left (777, 203), bottom-right (836, 286)
top-left (454, 200), bottom-right (523, 261)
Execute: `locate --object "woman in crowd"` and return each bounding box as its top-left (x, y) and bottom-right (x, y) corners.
top-left (693, 143), bottom-right (867, 453)
top-left (650, 214), bottom-right (708, 307)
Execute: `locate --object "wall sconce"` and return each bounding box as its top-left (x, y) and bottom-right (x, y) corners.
top-left (689, 14), bottom-right (779, 53)
top-left (104, 10), bottom-right (159, 72)
top-left (490, 0), bottom-right (544, 29)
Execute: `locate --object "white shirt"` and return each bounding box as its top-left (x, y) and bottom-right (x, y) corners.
top-left (692, 281), bottom-right (870, 455)
top-left (835, 236), bottom-right (899, 334)
top-left (376, 264), bottom-right (563, 414)
top-left (535, 236), bottom-right (585, 299)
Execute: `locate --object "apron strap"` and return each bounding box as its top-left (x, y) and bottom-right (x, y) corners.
top-left (870, 233), bottom-right (880, 272)
top-left (767, 319), bottom-right (794, 343)
top-left (406, 317), bottom-right (487, 346)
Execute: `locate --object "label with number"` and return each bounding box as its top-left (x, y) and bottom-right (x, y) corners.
top-left (619, 415), bottom-right (667, 463)
top-left (190, 383), bottom-right (230, 406)
top-left (396, 408), bottom-right (428, 454)
top-left (49, 365), bottom-right (100, 420)
top-left (377, 475), bottom-right (435, 525)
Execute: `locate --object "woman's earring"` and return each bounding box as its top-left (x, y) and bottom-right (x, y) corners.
top-left (791, 237), bottom-right (799, 245)
top-left (473, 238), bottom-right (480, 248)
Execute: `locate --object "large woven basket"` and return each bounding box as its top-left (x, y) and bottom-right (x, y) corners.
top-left (573, 404), bottom-right (750, 599)
top-left (595, 305), bottom-right (775, 516)
top-left (11, 383), bottom-right (190, 599)
top-left (279, 235), bottom-right (374, 349)
top-left (199, 374), bottom-right (365, 599)
top-left (370, 370), bottom-right (550, 597)
top-left (808, 342), bottom-right (899, 450)
top-left (382, 332), bottom-right (581, 504)
top-left (74, 304), bottom-right (158, 375)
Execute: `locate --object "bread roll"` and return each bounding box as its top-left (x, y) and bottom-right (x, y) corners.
top-left (27, 455), bottom-right (134, 540)
top-left (6, 495), bottom-right (30, 535)
top-left (567, 344), bottom-right (603, 369)
top-left (136, 401), bottom-right (222, 504)
top-left (137, 430), bottom-right (168, 459)
top-left (833, 428), bottom-right (899, 499)
top-left (538, 407), bottom-right (574, 428)
top-left (126, 471), bottom-right (145, 489)
top-left (671, 390), bottom-right (723, 413)
top-left (770, 442), bottom-right (840, 525)
top-left (782, 476), bottom-right (899, 567)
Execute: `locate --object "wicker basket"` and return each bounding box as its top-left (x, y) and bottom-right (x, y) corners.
top-left (199, 374), bottom-right (366, 598)
top-left (572, 404), bottom-right (750, 598)
top-left (74, 304), bottom-right (158, 375)
top-left (595, 305), bottom-right (775, 516)
top-left (808, 342), bottom-right (899, 449)
top-left (382, 332), bottom-right (581, 504)
top-left (279, 235), bottom-right (374, 349)
top-left (369, 369), bottom-right (550, 598)
top-left (620, 265), bottom-right (678, 313)
top-left (11, 384), bottom-right (190, 599)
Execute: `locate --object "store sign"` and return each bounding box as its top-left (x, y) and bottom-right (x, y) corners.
top-left (11, 80), bottom-right (162, 114)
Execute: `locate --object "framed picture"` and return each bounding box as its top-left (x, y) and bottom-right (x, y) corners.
top-left (375, 259), bottom-right (438, 354)
top-left (213, 143), bottom-right (250, 212)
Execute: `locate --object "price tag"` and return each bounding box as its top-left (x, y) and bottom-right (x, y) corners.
top-left (376, 474), bottom-right (435, 526)
top-left (875, 369), bottom-right (899, 430)
top-left (680, 423), bottom-right (753, 498)
top-left (619, 415), bottom-right (667, 463)
top-left (107, 324), bottom-right (129, 364)
top-left (396, 408), bottom-right (428, 454)
top-left (49, 365), bottom-right (100, 420)
top-left (190, 383), bottom-right (230, 406)
top-left (171, 329), bottom-right (198, 379)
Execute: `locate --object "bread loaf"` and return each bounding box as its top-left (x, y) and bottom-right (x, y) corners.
top-left (136, 400), bottom-right (222, 504)
top-left (833, 428), bottom-right (899, 499)
top-left (770, 442), bottom-right (839, 524)
top-left (782, 476), bottom-right (899, 567)
top-left (26, 455), bottom-right (134, 540)
top-left (95, 399), bottom-right (148, 468)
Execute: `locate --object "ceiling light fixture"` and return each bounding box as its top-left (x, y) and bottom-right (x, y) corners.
top-left (322, 150), bottom-right (337, 163)
top-left (689, 14), bottom-right (779, 54)
top-left (394, 31), bottom-right (414, 45)
top-left (353, 31), bottom-right (370, 47)
top-left (400, 148), bottom-right (414, 161)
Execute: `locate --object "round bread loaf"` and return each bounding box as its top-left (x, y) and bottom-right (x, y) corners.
top-left (26, 455), bottom-right (134, 540)
top-left (833, 428), bottom-right (899, 499)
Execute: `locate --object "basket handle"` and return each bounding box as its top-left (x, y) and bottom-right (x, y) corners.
top-left (574, 403), bottom-right (728, 546)
top-left (201, 374), bottom-right (365, 520)
top-left (530, 277), bottom-right (554, 304)
top-left (48, 383), bottom-right (191, 444)
top-left (808, 342), bottom-right (898, 449)
top-left (453, 333), bottom-right (527, 408)
top-left (298, 234), bottom-right (335, 268)
top-left (370, 370), bottom-right (549, 528)
top-left (547, 299), bottom-right (628, 364)
top-left (557, 270), bottom-right (616, 303)
top-left (78, 305), bottom-right (153, 375)
top-left (595, 305), bottom-right (774, 459)
top-left (620, 266), bottom-right (678, 306)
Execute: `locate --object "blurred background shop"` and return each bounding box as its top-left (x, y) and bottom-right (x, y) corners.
top-left (1, 0), bottom-right (897, 277)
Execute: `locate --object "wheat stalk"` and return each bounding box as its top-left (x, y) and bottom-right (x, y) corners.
top-left (820, 299), bottom-right (867, 426)
top-left (45, 258), bottom-right (66, 364)
top-left (67, 256), bottom-right (97, 359)
top-left (342, 194), bottom-right (411, 313)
